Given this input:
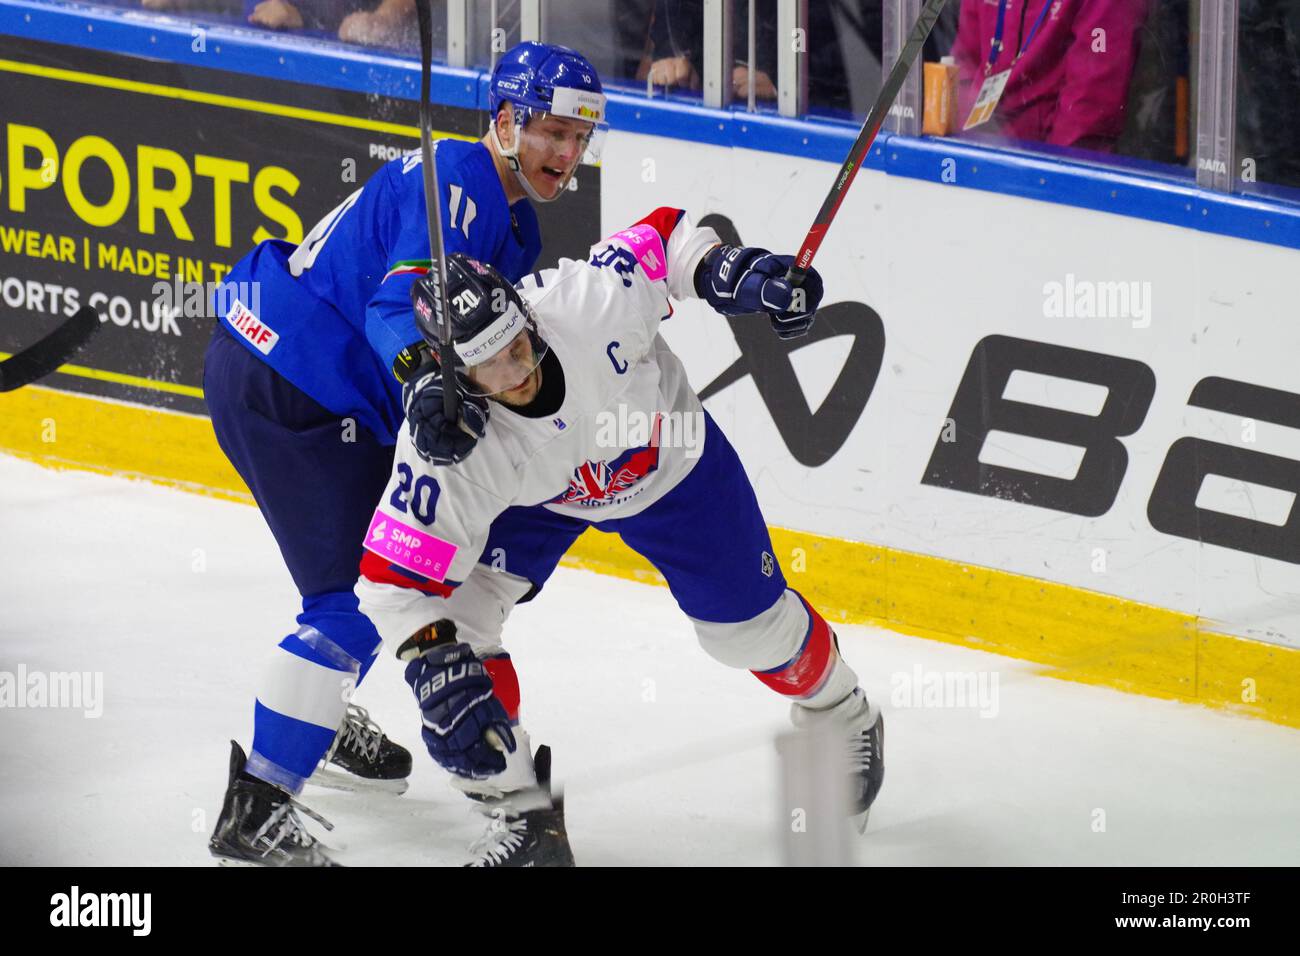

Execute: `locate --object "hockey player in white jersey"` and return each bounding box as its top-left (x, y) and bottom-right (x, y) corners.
top-left (355, 207), bottom-right (883, 866)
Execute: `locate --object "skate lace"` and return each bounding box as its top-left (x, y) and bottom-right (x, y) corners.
top-left (333, 704), bottom-right (384, 763)
top-left (468, 815), bottom-right (530, 867)
top-left (848, 731), bottom-right (874, 773)
top-left (252, 798), bottom-right (334, 859)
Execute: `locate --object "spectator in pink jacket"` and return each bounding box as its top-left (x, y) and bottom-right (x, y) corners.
top-left (952, 0), bottom-right (1150, 153)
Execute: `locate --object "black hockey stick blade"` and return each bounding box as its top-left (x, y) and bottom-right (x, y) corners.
top-left (412, 0), bottom-right (458, 423)
top-left (787, 0), bottom-right (951, 285)
top-left (0, 305), bottom-right (100, 393)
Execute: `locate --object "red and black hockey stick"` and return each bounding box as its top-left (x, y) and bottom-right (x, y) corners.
top-left (0, 305), bottom-right (100, 393)
top-left (412, 0), bottom-right (458, 423)
top-left (786, 0), bottom-right (951, 286)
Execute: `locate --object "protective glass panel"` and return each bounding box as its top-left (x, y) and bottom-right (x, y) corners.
top-left (74, 0), bottom-right (448, 57)
top-left (1236, 0), bottom-right (1300, 197)
top-left (633, 0), bottom-right (706, 99)
top-left (807, 0), bottom-right (892, 120)
top-left (927, 0), bottom-right (1192, 172)
top-left (541, 0), bottom-right (649, 89)
top-left (469, 0), bottom-right (521, 71)
top-left (735, 0), bottom-right (778, 111)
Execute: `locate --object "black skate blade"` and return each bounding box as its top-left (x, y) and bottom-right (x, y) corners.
top-left (210, 847), bottom-right (346, 868)
top-left (501, 785), bottom-right (559, 815)
top-left (852, 807), bottom-right (871, 835)
top-left (306, 765), bottom-right (409, 795)
top-left (467, 784), bottom-right (558, 818)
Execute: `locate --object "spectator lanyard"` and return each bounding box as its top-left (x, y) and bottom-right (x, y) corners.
top-left (965, 0), bottom-right (1057, 130)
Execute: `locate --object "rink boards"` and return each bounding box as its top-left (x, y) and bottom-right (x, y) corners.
top-left (1, 14), bottom-right (1298, 729)
top-left (600, 132), bottom-right (1300, 648)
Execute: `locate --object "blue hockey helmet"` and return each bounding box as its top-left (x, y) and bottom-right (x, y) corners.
top-left (487, 42), bottom-right (608, 202)
top-left (489, 41), bottom-right (607, 127)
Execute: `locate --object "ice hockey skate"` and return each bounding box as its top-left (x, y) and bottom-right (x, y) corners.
top-left (792, 687), bottom-right (885, 833)
top-left (465, 745), bottom-right (575, 868)
top-left (209, 741), bottom-right (341, 867)
top-left (307, 704), bottom-right (412, 794)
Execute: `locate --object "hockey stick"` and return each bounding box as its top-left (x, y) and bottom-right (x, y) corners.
top-left (413, 0), bottom-right (515, 764)
top-left (0, 305), bottom-right (101, 393)
top-left (786, 0), bottom-right (951, 285)
top-left (412, 0), bottom-right (458, 423)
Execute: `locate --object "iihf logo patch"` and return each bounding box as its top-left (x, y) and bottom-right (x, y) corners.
top-left (553, 418), bottom-right (567, 431)
top-left (761, 551), bottom-right (774, 577)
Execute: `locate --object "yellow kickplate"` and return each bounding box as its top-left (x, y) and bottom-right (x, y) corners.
top-left (3, 386), bottom-right (1297, 729)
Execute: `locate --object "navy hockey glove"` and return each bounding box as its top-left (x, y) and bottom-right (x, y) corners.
top-left (697, 245), bottom-right (824, 339)
top-left (402, 366), bottom-right (490, 466)
top-left (398, 625), bottom-right (517, 779)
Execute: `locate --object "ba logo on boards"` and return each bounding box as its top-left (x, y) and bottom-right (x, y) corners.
top-left (696, 216), bottom-right (1300, 566)
top-left (922, 337), bottom-right (1300, 565)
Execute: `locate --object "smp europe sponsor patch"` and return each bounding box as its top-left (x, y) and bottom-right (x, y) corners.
top-left (610, 225), bottom-right (668, 282)
top-left (363, 510), bottom-right (457, 582)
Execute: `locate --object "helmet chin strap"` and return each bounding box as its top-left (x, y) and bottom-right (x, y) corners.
top-left (489, 119), bottom-right (574, 205)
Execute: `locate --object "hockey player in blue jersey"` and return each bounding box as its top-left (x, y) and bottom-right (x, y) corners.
top-left (205, 41), bottom-right (607, 866)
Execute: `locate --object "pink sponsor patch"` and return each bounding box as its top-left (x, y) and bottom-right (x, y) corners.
top-left (363, 510), bottom-right (458, 582)
top-left (610, 225), bottom-right (668, 282)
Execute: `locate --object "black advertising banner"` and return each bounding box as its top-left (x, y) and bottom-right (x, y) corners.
top-left (0, 34), bottom-right (601, 414)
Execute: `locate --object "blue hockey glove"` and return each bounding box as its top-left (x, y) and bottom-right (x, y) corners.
top-left (698, 244), bottom-right (824, 339)
top-left (399, 628), bottom-right (517, 779)
top-left (402, 366), bottom-right (490, 467)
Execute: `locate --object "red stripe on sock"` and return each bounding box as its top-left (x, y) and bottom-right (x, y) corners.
top-left (752, 595), bottom-right (834, 699)
top-left (483, 656), bottom-right (521, 722)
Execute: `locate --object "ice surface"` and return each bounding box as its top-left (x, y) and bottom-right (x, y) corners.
top-left (1, 453), bottom-right (1296, 866)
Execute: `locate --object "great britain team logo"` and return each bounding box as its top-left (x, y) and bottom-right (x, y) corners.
top-left (550, 414), bottom-right (662, 507)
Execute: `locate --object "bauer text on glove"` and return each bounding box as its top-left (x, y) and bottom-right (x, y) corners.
top-left (400, 631), bottom-right (517, 778)
top-left (695, 244), bottom-right (824, 339)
